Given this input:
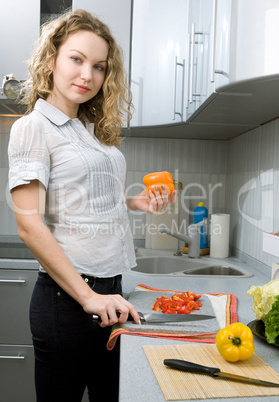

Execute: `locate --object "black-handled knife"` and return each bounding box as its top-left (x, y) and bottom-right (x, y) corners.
top-left (92, 311), bottom-right (133, 323)
top-left (164, 359), bottom-right (279, 387)
top-left (92, 311), bottom-right (215, 324)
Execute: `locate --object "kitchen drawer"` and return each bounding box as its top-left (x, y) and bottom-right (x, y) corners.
top-left (0, 269), bottom-right (38, 344)
top-left (0, 344), bottom-right (36, 402)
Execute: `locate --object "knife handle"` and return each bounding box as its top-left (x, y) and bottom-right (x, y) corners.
top-left (164, 359), bottom-right (220, 377)
top-left (92, 311), bottom-right (133, 323)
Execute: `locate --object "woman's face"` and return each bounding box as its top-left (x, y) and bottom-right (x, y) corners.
top-left (48, 30), bottom-right (108, 118)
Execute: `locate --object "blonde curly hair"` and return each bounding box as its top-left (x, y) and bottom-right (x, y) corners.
top-left (22, 9), bottom-right (133, 146)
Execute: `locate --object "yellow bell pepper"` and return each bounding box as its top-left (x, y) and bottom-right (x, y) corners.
top-left (215, 322), bottom-right (255, 362)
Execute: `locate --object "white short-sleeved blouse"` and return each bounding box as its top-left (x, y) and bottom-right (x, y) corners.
top-left (8, 99), bottom-right (136, 277)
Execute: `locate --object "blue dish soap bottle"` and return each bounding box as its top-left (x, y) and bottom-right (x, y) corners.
top-left (194, 202), bottom-right (208, 249)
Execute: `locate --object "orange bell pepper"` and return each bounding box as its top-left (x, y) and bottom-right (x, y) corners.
top-left (143, 171), bottom-right (175, 195)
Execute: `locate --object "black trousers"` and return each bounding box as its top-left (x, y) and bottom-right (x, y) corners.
top-left (30, 272), bottom-right (122, 402)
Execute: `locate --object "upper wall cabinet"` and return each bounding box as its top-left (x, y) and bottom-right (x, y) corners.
top-left (130, 0), bottom-right (232, 126)
top-left (130, 0), bottom-right (189, 127)
top-left (229, 0), bottom-right (279, 82)
top-left (185, 0), bottom-right (231, 120)
top-left (0, 0), bottom-right (40, 82)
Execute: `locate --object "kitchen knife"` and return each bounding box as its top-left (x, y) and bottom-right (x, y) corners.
top-left (92, 312), bottom-right (215, 324)
top-left (164, 359), bottom-right (279, 387)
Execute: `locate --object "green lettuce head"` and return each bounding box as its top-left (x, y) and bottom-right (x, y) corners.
top-left (247, 280), bottom-right (279, 320)
top-left (264, 295), bottom-right (279, 346)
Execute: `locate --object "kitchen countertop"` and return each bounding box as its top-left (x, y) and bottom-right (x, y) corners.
top-left (1, 248), bottom-right (278, 401)
top-left (120, 248), bottom-right (279, 402)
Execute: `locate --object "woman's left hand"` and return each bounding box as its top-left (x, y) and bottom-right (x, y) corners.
top-left (127, 185), bottom-right (176, 214)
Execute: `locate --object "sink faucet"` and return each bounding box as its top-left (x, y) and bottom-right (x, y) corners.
top-left (158, 223), bottom-right (200, 258)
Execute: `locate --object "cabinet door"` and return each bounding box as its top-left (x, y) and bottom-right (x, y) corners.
top-left (0, 269), bottom-right (38, 344)
top-left (130, 0), bottom-right (188, 127)
top-left (0, 0), bottom-right (40, 81)
top-left (185, 0), bottom-right (214, 120)
top-left (0, 345), bottom-right (36, 402)
top-left (213, 0), bottom-right (231, 89)
top-left (185, 0), bottom-right (232, 119)
top-left (230, 0), bottom-right (279, 82)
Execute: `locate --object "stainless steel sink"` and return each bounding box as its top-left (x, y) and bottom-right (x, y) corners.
top-left (132, 257), bottom-right (206, 274)
top-left (132, 256), bottom-right (253, 277)
top-left (183, 265), bottom-right (249, 276)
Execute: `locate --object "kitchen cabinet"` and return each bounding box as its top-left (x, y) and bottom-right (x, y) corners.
top-left (186, 0), bottom-right (279, 119)
top-left (0, 0), bottom-right (40, 82)
top-left (0, 266), bottom-right (90, 402)
top-left (130, 0), bottom-right (232, 125)
top-left (0, 269), bottom-right (37, 402)
top-left (229, 0), bottom-right (279, 82)
top-left (0, 0), bottom-right (71, 117)
top-left (0, 345), bottom-right (35, 401)
top-left (185, 0), bottom-right (232, 120)
top-left (2, 0), bottom-right (279, 139)
top-left (130, 0), bottom-right (189, 127)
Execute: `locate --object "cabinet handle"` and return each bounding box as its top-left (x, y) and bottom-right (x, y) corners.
top-left (173, 56), bottom-right (178, 119)
top-left (185, 33), bottom-right (191, 109)
top-left (210, 0), bottom-right (217, 83)
top-left (0, 355), bottom-right (25, 360)
top-left (173, 57), bottom-right (185, 121)
top-left (189, 23), bottom-right (195, 103)
top-left (0, 279), bottom-right (26, 283)
top-left (215, 69), bottom-right (229, 78)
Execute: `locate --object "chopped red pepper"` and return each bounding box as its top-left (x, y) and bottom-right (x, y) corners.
top-left (152, 291), bottom-right (202, 314)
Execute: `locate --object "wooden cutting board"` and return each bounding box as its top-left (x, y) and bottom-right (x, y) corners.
top-left (143, 344), bottom-right (279, 400)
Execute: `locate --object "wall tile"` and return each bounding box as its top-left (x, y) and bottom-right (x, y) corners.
top-left (0, 114), bottom-right (278, 264)
top-left (120, 137), bottom-right (170, 172)
top-left (201, 140), bottom-right (228, 174)
top-left (227, 118), bottom-right (279, 267)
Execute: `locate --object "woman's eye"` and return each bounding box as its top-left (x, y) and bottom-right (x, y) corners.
top-left (94, 65), bottom-right (105, 72)
top-left (71, 57), bottom-right (81, 63)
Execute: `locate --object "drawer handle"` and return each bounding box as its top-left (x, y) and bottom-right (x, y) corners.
top-left (0, 279), bottom-right (26, 283)
top-left (0, 355), bottom-right (25, 360)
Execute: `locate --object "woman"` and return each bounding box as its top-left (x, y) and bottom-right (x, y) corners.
top-left (8, 9), bottom-right (175, 402)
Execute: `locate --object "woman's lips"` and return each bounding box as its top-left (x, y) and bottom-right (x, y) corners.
top-left (74, 84), bottom-right (90, 93)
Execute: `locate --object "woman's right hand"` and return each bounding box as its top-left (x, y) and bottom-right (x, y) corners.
top-left (82, 292), bottom-right (140, 327)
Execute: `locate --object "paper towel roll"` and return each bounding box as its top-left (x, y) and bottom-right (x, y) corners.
top-left (210, 214), bottom-right (230, 258)
top-left (272, 263), bottom-right (279, 280)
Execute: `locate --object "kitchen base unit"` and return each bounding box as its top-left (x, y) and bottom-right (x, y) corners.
top-left (0, 268), bottom-right (37, 401)
top-left (0, 344), bottom-right (35, 402)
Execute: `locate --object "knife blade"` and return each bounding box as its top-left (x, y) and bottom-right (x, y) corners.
top-left (92, 312), bottom-right (216, 324)
top-left (164, 359), bottom-right (279, 387)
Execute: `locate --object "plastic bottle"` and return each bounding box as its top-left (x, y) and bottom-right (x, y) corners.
top-left (193, 202), bottom-right (208, 249)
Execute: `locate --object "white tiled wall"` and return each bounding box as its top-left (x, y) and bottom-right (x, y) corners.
top-left (121, 137), bottom-right (228, 242)
top-left (1, 116), bottom-right (278, 268)
top-left (226, 120), bottom-right (279, 267)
